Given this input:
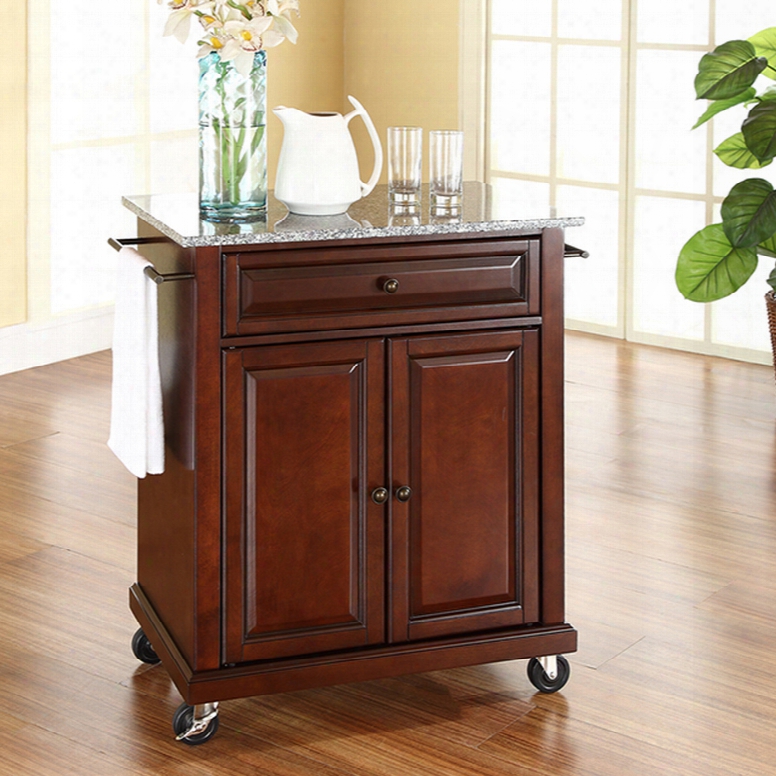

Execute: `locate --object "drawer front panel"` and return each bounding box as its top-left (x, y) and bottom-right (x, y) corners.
top-left (224, 239), bottom-right (539, 336)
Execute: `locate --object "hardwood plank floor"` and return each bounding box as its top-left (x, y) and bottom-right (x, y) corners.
top-left (0, 335), bottom-right (774, 775)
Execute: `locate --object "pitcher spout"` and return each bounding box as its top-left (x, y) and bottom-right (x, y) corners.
top-left (272, 105), bottom-right (308, 127)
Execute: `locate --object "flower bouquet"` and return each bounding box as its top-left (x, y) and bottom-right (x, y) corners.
top-left (160, 0), bottom-right (301, 221)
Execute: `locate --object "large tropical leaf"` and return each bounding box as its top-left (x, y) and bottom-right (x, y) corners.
top-left (676, 224), bottom-right (758, 302)
top-left (720, 178), bottom-right (776, 247)
top-left (714, 132), bottom-right (773, 169)
top-left (695, 40), bottom-right (767, 100)
top-left (693, 87), bottom-right (756, 129)
top-left (768, 265), bottom-right (776, 291)
top-left (748, 27), bottom-right (776, 80)
top-left (742, 101), bottom-right (776, 162)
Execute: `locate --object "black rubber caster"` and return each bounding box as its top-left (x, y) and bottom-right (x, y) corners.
top-left (172, 703), bottom-right (220, 745)
top-left (131, 628), bottom-right (161, 665)
top-left (527, 655), bottom-right (570, 693)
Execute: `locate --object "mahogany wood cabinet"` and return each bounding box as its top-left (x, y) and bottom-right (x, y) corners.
top-left (122, 189), bottom-right (579, 743)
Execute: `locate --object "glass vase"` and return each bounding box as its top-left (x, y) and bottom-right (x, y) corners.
top-left (198, 50), bottom-right (267, 223)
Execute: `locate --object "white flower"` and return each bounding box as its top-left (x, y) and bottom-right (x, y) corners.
top-left (163, 1), bottom-right (215, 43)
top-left (162, 0), bottom-right (300, 59)
top-left (269, 13), bottom-right (297, 44)
top-left (164, 8), bottom-right (195, 43)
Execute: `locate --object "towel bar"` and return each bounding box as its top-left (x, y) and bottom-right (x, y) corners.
top-left (563, 244), bottom-right (589, 259)
top-left (108, 238), bottom-right (195, 284)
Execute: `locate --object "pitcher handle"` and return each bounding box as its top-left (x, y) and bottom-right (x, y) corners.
top-left (345, 95), bottom-right (383, 198)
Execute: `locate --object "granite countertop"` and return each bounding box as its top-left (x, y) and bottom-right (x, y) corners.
top-left (123, 183), bottom-right (584, 248)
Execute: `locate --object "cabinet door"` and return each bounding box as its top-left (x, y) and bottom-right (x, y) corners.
top-left (389, 330), bottom-right (540, 642)
top-left (223, 339), bottom-right (385, 663)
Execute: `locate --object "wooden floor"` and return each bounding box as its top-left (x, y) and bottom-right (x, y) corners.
top-left (1, 332), bottom-right (775, 775)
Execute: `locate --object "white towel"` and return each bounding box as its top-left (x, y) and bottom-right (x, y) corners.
top-left (108, 247), bottom-right (165, 478)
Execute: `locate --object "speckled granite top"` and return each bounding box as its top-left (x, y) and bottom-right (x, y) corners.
top-left (123, 183), bottom-right (584, 248)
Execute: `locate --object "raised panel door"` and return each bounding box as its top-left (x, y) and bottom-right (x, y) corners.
top-left (223, 339), bottom-right (385, 662)
top-left (389, 330), bottom-right (540, 642)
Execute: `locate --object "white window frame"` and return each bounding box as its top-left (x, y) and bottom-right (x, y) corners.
top-left (468, 0), bottom-right (773, 365)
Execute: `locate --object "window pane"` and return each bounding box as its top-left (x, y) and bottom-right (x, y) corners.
top-left (151, 136), bottom-right (199, 194)
top-left (632, 196), bottom-right (706, 339)
top-left (634, 50), bottom-right (707, 194)
top-left (490, 178), bottom-right (551, 219)
top-left (712, 259), bottom-right (773, 351)
top-left (490, 41), bottom-right (552, 175)
top-left (557, 45), bottom-right (621, 184)
top-left (558, 0), bottom-right (622, 41)
top-left (50, 5), bottom-right (145, 144)
top-left (491, 0), bottom-right (552, 37)
top-left (149, 3), bottom-right (199, 134)
top-left (716, 0), bottom-right (774, 42)
top-left (559, 186), bottom-right (620, 328)
top-left (637, 0), bottom-right (709, 45)
top-left (50, 145), bottom-right (139, 314)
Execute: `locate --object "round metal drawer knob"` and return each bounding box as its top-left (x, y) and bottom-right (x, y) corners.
top-left (371, 487), bottom-right (389, 504)
top-left (383, 278), bottom-right (400, 294)
top-left (395, 486), bottom-right (412, 503)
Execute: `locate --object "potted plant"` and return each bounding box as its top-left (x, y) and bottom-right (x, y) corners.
top-left (675, 27), bottom-right (776, 370)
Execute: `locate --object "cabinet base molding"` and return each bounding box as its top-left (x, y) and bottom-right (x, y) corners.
top-left (130, 585), bottom-right (577, 706)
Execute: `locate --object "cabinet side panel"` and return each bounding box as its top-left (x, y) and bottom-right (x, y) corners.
top-left (135, 225), bottom-right (196, 666)
top-left (540, 228), bottom-right (566, 625)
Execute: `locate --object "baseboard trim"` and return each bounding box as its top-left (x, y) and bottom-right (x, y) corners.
top-left (0, 306), bottom-right (114, 376)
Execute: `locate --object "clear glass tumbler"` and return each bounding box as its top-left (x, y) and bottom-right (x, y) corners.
top-left (429, 130), bottom-right (464, 210)
top-left (387, 127), bottom-right (423, 205)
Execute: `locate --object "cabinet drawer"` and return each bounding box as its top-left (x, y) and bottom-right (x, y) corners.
top-left (224, 239), bottom-right (540, 336)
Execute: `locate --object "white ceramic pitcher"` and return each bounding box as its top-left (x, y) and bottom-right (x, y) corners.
top-left (273, 95), bottom-right (383, 216)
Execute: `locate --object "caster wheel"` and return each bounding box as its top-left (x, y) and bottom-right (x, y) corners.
top-left (172, 703), bottom-right (220, 745)
top-left (527, 655), bottom-right (570, 693)
top-left (131, 628), bottom-right (161, 665)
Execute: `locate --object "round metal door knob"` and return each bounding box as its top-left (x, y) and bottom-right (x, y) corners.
top-left (395, 486), bottom-right (412, 502)
top-left (371, 487), bottom-right (389, 504)
top-left (383, 278), bottom-right (400, 294)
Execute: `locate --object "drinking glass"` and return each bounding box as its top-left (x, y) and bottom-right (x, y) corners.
top-left (429, 130), bottom-right (464, 210)
top-left (387, 127), bottom-right (423, 204)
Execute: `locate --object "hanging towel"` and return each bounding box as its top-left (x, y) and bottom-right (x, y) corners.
top-left (108, 247), bottom-right (165, 478)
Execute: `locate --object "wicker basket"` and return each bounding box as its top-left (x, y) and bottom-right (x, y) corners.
top-left (767, 291), bottom-right (776, 382)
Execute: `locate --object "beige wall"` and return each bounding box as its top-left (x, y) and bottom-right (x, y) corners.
top-left (267, 0), bottom-right (346, 187)
top-left (344, 0), bottom-right (460, 183)
top-left (268, 0), bottom-right (462, 188)
top-left (0, 5), bottom-right (28, 328)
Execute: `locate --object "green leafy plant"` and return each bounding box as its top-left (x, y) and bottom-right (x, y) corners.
top-left (676, 28), bottom-right (776, 302)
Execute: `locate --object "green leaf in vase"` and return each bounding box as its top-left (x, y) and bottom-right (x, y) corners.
top-left (742, 100), bottom-right (776, 162)
top-left (234, 126), bottom-right (249, 184)
top-left (251, 124), bottom-right (265, 155)
top-left (720, 178), bottom-right (776, 247)
top-left (714, 132), bottom-right (772, 169)
top-left (676, 223), bottom-right (758, 302)
top-left (695, 40), bottom-right (767, 100)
